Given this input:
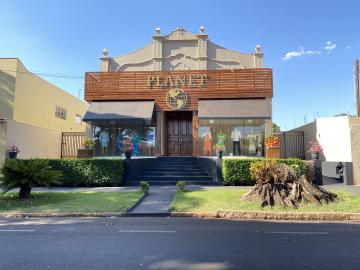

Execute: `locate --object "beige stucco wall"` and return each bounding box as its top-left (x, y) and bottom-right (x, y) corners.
top-left (13, 60), bottom-right (87, 132)
top-left (292, 116), bottom-right (353, 162)
top-left (6, 120), bottom-right (62, 159)
top-left (0, 59), bottom-right (17, 165)
top-left (0, 58), bottom-right (87, 163)
top-left (106, 28), bottom-right (263, 72)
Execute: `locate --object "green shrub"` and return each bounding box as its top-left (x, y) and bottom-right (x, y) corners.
top-left (47, 158), bottom-right (124, 187)
top-left (222, 158), bottom-right (312, 186)
top-left (250, 160), bottom-right (297, 185)
top-left (140, 181), bottom-right (150, 194)
top-left (176, 181), bottom-right (187, 192)
top-left (1, 159), bottom-right (63, 199)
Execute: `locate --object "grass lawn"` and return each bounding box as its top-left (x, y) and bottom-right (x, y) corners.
top-left (0, 191), bottom-right (143, 214)
top-left (171, 189), bottom-right (360, 213)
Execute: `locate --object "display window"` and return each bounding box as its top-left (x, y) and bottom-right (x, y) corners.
top-left (91, 120), bottom-right (156, 157)
top-left (198, 118), bottom-right (266, 157)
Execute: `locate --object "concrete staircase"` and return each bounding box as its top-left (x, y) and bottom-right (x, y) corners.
top-left (131, 157), bottom-right (216, 186)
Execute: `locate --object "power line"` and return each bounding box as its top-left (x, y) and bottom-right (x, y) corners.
top-left (0, 68), bottom-right (84, 79)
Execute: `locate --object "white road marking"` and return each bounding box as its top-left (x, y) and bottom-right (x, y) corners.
top-left (0, 229), bottom-right (35, 232)
top-left (118, 230), bottom-right (177, 233)
top-left (265, 231), bottom-right (328, 235)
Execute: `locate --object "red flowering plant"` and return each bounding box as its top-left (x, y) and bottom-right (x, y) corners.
top-left (308, 142), bottom-right (323, 153)
top-left (8, 144), bottom-right (20, 153)
top-left (264, 136), bottom-right (280, 149)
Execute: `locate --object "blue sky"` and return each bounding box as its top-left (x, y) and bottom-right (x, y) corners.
top-left (1, 0), bottom-right (359, 130)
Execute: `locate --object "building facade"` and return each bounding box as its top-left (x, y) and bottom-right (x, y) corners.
top-left (84, 27), bottom-right (273, 157)
top-left (0, 58), bottom-right (87, 164)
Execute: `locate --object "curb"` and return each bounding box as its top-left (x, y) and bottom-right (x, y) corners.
top-left (171, 210), bottom-right (360, 221)
top-left (125, 192), bottom-right (148, 213)
top-left (0, 212), bottom-right (126, 218)
top-left (125, 212), bottom-right (170, 217)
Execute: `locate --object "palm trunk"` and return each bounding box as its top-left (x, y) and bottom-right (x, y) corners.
top-left (19, 184), bottom-right (31, 200)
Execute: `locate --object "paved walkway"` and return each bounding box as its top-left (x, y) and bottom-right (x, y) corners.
top-left (128, 186), bottom-right (178, 215)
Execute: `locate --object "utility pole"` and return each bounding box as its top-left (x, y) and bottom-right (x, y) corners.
top-left (355, 59), bottom-right (360, 117)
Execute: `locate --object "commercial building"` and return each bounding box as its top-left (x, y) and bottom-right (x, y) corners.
top-left (83, 27), bottom-right (273, 157)
top-left (0, 58), bottom-right (87, 164)
top-left (292, 116), bottom-right (360, 185)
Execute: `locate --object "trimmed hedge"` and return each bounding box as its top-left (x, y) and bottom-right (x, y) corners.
top-left (46, 159), bottom-right (124, 187)
top-left (222, 158), bottom-right (313, 186)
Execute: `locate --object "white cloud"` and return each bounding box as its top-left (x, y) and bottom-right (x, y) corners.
top-left (282, 47), bottom-right (321, 60)
top-left (324, 41), bottom-right (337, 53)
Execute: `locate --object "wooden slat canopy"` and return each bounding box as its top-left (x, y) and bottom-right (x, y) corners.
top-left (84, 68), bottom-right (273, 111)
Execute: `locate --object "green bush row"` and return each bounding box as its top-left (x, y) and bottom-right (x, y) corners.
top-left (45, 159), bottom-right (124, 187)
top-left (222, 158), bottom-right (313, 186)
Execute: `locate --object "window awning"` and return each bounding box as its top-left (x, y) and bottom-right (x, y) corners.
top-left (198, 99), bottom-right (271, 118)
top-left (83, 101), bottom-right (155, 121)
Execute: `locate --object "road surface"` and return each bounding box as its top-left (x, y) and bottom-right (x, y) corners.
top-left (0, 217), bottom-right (359, 270)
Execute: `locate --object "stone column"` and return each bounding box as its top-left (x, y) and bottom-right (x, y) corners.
top-left (100, 48), bottom-right (112, 71)
top-left (152, 27), bottom-right (163, 71)
top-left (192, 111), bottom-right (199, 156)
top-left (197, 26), bottom-right (208, 70)
top-left (254, 44), bottom-right (264, 68)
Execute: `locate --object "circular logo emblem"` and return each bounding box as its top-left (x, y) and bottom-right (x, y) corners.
top-left (166, 88), bottom-right (187, 110)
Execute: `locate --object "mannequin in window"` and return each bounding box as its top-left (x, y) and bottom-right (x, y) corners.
top-left (116, 128), bottom-right (124, 156)
top-left (256, 135), bottom-right (263, 156)
top-left (203, 130), bottom-right (212, 156)
top-left (99, 129), bottom-right (109, 156)
top-left (216, 129), bottom-right (226, 153)
top-left (247, 129), bottom-right (256, 156)
top-left (132, 132), bottom-right (141, 157)
top-left (231, 127), bottom-right (241, 156)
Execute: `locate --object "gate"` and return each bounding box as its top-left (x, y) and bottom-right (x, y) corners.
top-left (61, 132), bottom-right (85, 158)
top-left (274, 131), bottom-right (305, 159)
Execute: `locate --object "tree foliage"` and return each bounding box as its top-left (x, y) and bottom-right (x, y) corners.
top-left (0, 159), bottom-right (62, 199)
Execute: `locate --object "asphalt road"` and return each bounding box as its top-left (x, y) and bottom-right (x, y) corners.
top-left (0, 217), bottom-right (359, 270)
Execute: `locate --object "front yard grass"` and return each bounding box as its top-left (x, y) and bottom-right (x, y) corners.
top-left (0, 191), bottom-right (143, 214)
top-left (170, 189), bottom-right (360, 213)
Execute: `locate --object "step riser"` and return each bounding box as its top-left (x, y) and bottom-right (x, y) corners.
top-left (141, 172), bottom-right (208, 177)
top-left (136, 177), bottom-right (213, 181)
top-left (130, 181), bottom-right (217, 186)
top-left (129, 157), bottom-right (215, 186)
top-left (151, 166), bottom-right (202, 169)
top-left (148, 168), bottom-right (204, 172)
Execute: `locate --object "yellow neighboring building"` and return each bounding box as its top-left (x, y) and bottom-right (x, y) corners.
top-left (0, 58), bottom-right (87, 165)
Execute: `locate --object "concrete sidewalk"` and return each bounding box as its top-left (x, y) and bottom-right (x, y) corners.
top-left (128, 186), bottom-right (178, 216)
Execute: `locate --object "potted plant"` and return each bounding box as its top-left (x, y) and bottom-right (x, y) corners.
top-left (8, 145), bottom-right (20, 159)
top-left (77, 139), bottom-right (94, 158)
top-left (123, 140), bottom-right (134, 159)
top-left (265, 136), bottom-right (280, 158)
top-left (309, 142), bottom-right (322, 160)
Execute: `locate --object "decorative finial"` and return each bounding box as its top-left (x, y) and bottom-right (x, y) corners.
top-left (199, 25), bottom-right (205, 33)
top-left (255, 44), bottom-right (262, 53)
top-left (155, 27), bottom-right (161, 35)
top-left (102, 48), bottom-right (109, 57)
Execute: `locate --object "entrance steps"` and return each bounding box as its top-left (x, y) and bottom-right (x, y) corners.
top-left (130, 157), bottom-right (217, 186)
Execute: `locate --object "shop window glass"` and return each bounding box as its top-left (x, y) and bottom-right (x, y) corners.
top-left (91, 120), bottom-right (156, 157)
top-left (198, 118), bottom-right (266, 157)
